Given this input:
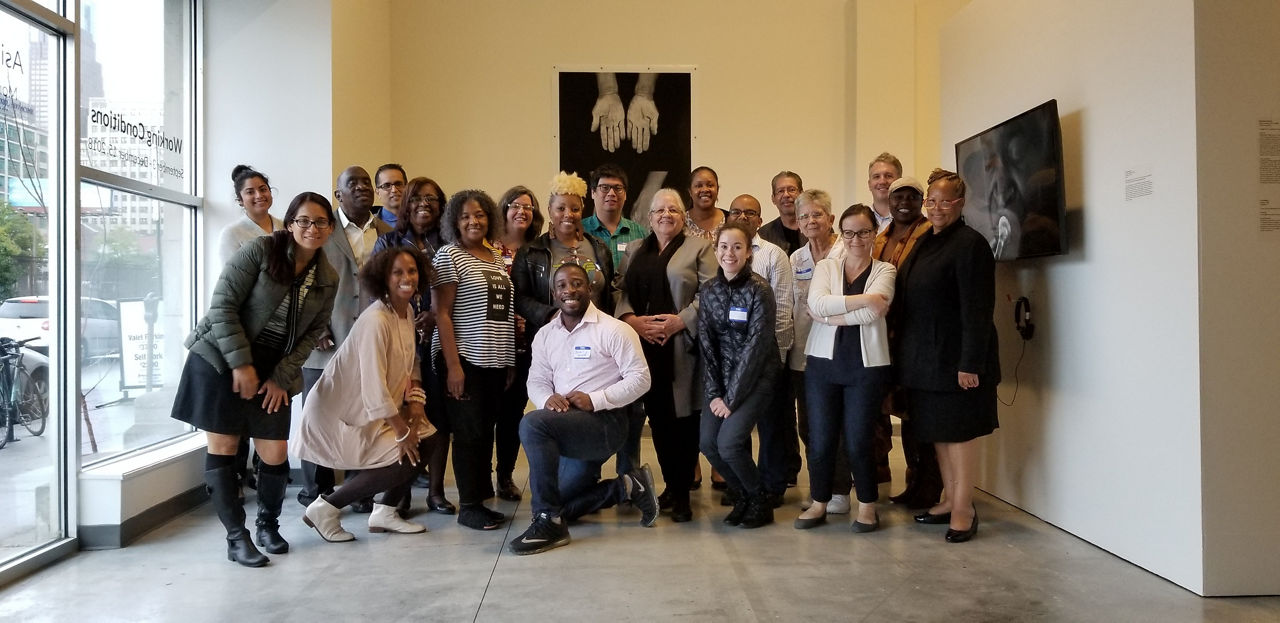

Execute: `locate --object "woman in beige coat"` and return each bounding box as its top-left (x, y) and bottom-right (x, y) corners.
top-left (296, 248), bottom-right (438, 542)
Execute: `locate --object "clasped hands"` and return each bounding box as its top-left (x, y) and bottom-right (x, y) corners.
top-left (625, 313), bottom-right (685, 345)
top-left (544, 391), bottom-right (595, 413)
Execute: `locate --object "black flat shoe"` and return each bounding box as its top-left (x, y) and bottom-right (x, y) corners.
top-left (945, 506), bottom-right (979, 543)
top-left (670, 498), bottom-right (693, 523)
top-left (793, 513), bottom-right (826, 530)
top-left (852, 512), bottom-right (880, 534)
top-left (914, 511), bottom-right (951, 524)
top-left (427, 495), bottom-right (457, 515)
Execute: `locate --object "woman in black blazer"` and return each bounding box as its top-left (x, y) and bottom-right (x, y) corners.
top-left (892, 169), bottom-right (999, 543)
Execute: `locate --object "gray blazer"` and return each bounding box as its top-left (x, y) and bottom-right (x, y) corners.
top-left (615, 235), bottom-right (717, 418)
top-left (303, 216), bottom-right (394, 370)
top-left (185, 236), bottom-right (338, 395)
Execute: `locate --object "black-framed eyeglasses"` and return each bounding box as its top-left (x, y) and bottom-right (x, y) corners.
top-left (291, 217), bottom-right (332, 230)
top-left (596, 183), bottom-right (626, 195)
top-left (377, 181), bottom-right (406, 191)
top-left (840, 228), bottom-right (875, 240)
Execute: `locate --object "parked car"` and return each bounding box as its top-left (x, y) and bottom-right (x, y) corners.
top-left (0, 296), bottom-right (122, 360)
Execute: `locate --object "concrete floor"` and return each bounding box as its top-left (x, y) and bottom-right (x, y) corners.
top-left (4, 440), bottom-right (1280, 622)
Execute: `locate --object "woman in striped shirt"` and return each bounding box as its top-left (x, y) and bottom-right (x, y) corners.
top-left (431, 189), bottom-right (516, 531)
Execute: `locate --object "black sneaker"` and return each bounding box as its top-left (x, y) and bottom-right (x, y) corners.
top-left (458, 504), bottom-right (505, 531)
top-left (627, 464), bottom-right (659, 527)
top-left (508, 512), bottom-right (570, 555)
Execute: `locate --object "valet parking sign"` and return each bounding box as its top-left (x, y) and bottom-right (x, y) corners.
top-left (118, 298), bottom-right (165, 390)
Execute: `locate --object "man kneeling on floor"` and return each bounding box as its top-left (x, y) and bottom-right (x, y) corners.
top-left (509, 262), bottom-right (658, 555)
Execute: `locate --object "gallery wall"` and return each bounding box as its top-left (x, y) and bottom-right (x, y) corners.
top-left (1193, 0), bottom-right (1280, 596)
top-left (940, 0), bottom-right (1207, 593)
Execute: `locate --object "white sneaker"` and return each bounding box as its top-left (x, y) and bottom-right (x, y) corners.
top-left (368, 503), bottom-right (427, 534)
top-left (303, 497), bottom-right (355, 542)
top-left (827, 494), bottom-right (851, 514)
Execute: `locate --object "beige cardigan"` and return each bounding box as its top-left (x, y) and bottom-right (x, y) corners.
top-left (295, 301), bottom-right (420, 470)
top-left (805, 257), bottom-right (895, 367)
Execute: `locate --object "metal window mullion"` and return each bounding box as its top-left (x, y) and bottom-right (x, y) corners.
top-left (79, 165), bottom-right (201, 209)
top-left (0, 0), bottom-right (73, 34)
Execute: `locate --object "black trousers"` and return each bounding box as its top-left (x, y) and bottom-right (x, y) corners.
top-left (494, 351), bottom-right (531, 480)
top-left (642, 380), bottom-right (699, 502)
top-left (445, 359), bottom-right (506, 505)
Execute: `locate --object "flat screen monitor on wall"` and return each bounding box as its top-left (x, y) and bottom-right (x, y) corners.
top-left (956, 99), bottom-right (1068, 261)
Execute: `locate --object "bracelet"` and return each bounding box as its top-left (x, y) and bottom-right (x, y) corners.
top-left (394, 429), bottom-right (411, 443)
top-left (406, 395), bottom-right (426, 405)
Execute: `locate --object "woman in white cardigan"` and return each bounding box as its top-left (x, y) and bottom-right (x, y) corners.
top-left (296, 248), bottom-right (438, 542)
top-left (795, 204), bottom-right (896, 532)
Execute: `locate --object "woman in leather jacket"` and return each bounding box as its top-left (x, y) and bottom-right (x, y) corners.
top-left (697, 221), bottom-right (780, 529)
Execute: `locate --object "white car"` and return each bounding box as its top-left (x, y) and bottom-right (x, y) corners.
top-left (0, 296), bottom-right (122, 359)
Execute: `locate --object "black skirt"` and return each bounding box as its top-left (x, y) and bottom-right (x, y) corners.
top-left (907, 384), bottom-right (999, 443)
top-left (170, 344), bottom-right (290, 440)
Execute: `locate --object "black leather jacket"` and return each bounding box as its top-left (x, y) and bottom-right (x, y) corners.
top-left (511, 231), bottom-right (616, 337)
top-left (697, 267), bottom-right (779, 410)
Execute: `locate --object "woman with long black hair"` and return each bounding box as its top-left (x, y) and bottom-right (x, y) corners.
top-left (172, 192), bottom-right (338, 567)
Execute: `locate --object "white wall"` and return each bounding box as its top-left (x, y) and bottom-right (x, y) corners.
top-left (382, 0), bottom-right (850, 221)
top-left (203, 0), bottom-right (334, 273)
top-left (1193, 0), bottom-right (1280, 596)
top-left (941, 0), bottom-right (1206, 593)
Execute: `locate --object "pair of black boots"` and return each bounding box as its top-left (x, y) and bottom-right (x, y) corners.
top-left (205, 464), bottom-right (290, 568)
top-left (722, 488), bottom-right (774, 529)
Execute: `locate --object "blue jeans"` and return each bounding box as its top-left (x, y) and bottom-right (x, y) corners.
top-left (700, 381), bottom-right (773, 495)
top-left (805, 367), bottom-right (892, 504)
top-left (520, 406), bottom-right (632, 518)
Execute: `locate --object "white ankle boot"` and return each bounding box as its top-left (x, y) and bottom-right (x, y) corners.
top-left (303, 497), bottom-right (355, 542)
top-left (368, 503), bottom-right (427, 534)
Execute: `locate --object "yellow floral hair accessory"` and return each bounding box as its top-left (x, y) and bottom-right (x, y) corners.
top-left (549, 171), bottom-right (588, 198)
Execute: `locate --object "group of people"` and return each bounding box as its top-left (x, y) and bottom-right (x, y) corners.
top-left (173, 153), bottom-right (999, 566)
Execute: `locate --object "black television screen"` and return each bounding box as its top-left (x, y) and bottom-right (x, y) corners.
top-left (955, 99), bottom-right (1067, 260)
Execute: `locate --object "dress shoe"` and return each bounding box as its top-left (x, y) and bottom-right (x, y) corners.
top-left (368, 503), bottom-right (427, 534)
top-left (794, 511), bottom-right (826, 530)
top-left (303, 497), bottom-right (355, 543)
top-left (914, 510), bottom-right (951, 524)
top-left (496, 477), bottom-right (522, 502)
top-left (711, 479), bottom-right (729, 491)
top-left (889, 487), bottom-right (915, 505)
top-left (945, 506), bottom-right (979, 543)
top-left (658, 489), bottom-right (673, 511)
top-left (670, 496), bottom-right (693, 523)
top-left (738, 493), bottom-right (774, 529)
top-left (851, 511), bottom-right (880, 534)
top-left (427, 495), bottom-right (457, 515)
top-left (689, 478), bottom-right (702, 491)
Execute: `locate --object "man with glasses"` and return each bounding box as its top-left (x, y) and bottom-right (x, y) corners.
top-left (374, 163), bottom-right (408, 227)
top-left (726, 194), bottom-right (795, 507)
top-left (582, 163), bottom-right (648, 268)
top-left (759, 171), bottom-right (804, 256)
top-left (296, 165), bottom-right (393, 510)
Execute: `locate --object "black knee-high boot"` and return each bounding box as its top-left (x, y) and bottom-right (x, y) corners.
top-left (254, 464), bottom-right (290, 554)
top-left (206, 466), bottom-right (268, 567)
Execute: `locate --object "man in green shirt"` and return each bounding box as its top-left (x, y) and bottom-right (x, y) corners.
top-left (582, 163), bottom-right (648, 267)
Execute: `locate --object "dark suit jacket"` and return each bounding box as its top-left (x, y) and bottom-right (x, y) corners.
top-left (892, 218), bottom-right (1000, 392)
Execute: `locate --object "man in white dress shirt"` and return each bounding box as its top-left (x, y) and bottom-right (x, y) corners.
top-left (509, 263), bottom-right (659, 555)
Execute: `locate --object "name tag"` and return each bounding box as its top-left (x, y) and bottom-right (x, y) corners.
top-left (729, 306), bottom-right (749, 323)
top-left (617, 242), bottom-right (628, 252)
top-left (573, 345), bottom-right (592, 359)
top-left (795, 266), bottom-right (813, 281)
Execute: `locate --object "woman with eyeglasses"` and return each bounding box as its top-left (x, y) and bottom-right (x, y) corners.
top-left (172, 192), bottom-right (339, 567)
top-left (893, 169), bottom-right (999, 543)
top-left (431, 189), bottom-right (516, 531)
top-left (372, 177), bottom-right (455, 515)
top-left (796, 204), bottom-right (896, 533)
top-left (787, 190), bottom-right (853, 515)
top-left (616, 189), bottom-right (716, 522)
top-left (489, 185), bottom-right (545, 502)
top-left (219, 165), bottom-right (283, 263)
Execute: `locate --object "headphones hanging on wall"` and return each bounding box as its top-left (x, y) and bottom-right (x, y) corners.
top-left (1014, 296), bottom-right (1035, 341)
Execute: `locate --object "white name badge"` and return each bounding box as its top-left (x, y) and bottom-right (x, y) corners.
top-left (617, 242), bottom-right (628, 252)
top-left (573, 345), bottom-right (592, 359)
top-left (795, 266), bottom-right (814, 281)
top-left (729, 306), bottom-right (749, 323)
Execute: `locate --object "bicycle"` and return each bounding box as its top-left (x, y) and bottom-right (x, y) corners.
top-left (0, 336), bottom-right (48, 449)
